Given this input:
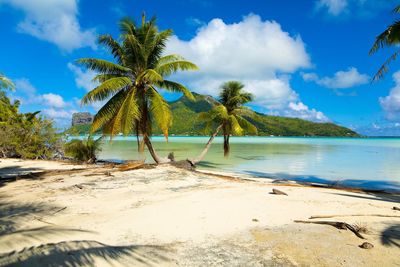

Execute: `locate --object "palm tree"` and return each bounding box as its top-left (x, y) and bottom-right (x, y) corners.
top-left (78, 15), bottom-right (198, 164)
top-left (0, 73), bottom-right (15, 91)
top-left (188, 81), bottom-right (257, 165)
top-left (370, 5), bottom-right (400, 80)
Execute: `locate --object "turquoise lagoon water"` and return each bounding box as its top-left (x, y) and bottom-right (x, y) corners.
top-left (93, 136), bottom-right (400, 192)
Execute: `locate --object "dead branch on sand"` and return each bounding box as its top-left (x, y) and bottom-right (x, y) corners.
top-left (294, 220), bottom-right (365, 239)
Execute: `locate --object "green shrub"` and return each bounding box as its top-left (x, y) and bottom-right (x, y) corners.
top-left (64, 136), bottom-right (102, 163)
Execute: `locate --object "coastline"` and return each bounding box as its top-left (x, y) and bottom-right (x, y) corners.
top-left (0, 158), bottom-right (399, 266)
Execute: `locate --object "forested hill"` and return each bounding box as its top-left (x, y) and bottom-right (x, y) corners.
top-left (68, 93), bottom-right (360, 137)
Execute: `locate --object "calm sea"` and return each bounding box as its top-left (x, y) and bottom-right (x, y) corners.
top-left (91, 136), bottom-right (400, 192)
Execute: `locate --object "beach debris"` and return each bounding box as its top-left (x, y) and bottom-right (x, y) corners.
top-left (393, 206), bottom-right (400, 211)
top-left (352, 222), bottom-right (369, 234)
top-left (294, 220), bottom-right (365, 239)
top-left (271, 189), bottom-right (288, 196)
top-left (75, 184), bottom-right (83, 190)
top-left (309, 214), bottom-right (400, 219)
top-left (117, 161), bottom-right (145, 171)
top-left (359, 242), bottom-right (374, 249)
top-left (252, 218), bottom-right (259, 222)
top-left (52, 207), bottom-right (67, 215)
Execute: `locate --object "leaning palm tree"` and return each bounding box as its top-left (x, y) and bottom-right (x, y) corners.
top-left (188, 81), bottom-right (257, 165)
top-left (0, 73), bottom-right (15, 91)
top-left (78, 15), bottom-right (198, 164)
top-left (370, 5), bottom-right (400, 80)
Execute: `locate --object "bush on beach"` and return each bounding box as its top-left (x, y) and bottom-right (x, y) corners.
top-left (64, 136), bottom-right (102, 163)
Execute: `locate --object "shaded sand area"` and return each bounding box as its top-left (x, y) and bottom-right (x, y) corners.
top-left (0, 159), bottom-right (399, 266)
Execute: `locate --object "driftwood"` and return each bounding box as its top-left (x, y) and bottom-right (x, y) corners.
top-left (309, 214), bottom-right (400, 219)
top-left (117, 161), bottom-right (145, 171)
top-left (393, 207), bottom-right (400, 211)
top-left (294, 220), bottom-right (365, 239)
top-left (271, 189), bottom-right (288, 196)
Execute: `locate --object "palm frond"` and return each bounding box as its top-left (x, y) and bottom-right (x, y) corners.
top-left (156, 80), bottom-right (194, 100)
top-left (77, 58), bottom-right (131, 74)
top-left (236, 115), bottom-right (258, 135)
top-left (372, 50), bottom-right (399, 81)
top-left (136, 69), bottom-right (164, 84)
top-left (228, 115), bottom-right (243, 136)
top-left (90, 89), bottom-right (128, 133)
top-left (155, 56), bottom-right (198, 76)
top-left (98, 34), bottom-right (124, 63)
top-left (148, 86), bottom-right (172, 140)
top-left (82, 77), bottom-right (132, 104)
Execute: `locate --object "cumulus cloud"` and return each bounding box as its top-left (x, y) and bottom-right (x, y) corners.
top-left (302, 67), bottom-right (369, 89)
top-left (166, 14), bottom-right (327, 122)
top-left (68, 63), bottom-right (98, 91)
top-left (315, 0), bottom-right (348, 15)
top-left (0, 0), bottom-right (96, 52)
top-left (10, 78), bottom-right (89, 127)
top-left (380, 71), bottom-right (400, 121)
top-left (42, 93), bottom-right (66, 108)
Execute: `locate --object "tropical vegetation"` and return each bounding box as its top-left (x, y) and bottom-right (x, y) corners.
top-left (64, 136), bottom-right (102, 163)
top-left (370, 4), bottom-right (400, 80)
top-left (78, 15), bottom-right (198, 164)
top-left (0, 91), bottom-right (60, 159)
top-left (189, 81), bottom-right (257, 164)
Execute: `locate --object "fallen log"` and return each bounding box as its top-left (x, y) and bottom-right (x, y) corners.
top-left (117, 161), bottom-right (145, 171)
top-left (294, 220), bottom-right (365, 239)
top-left (393, 207), bottom-right (400, 211)
top-left (309, 214), bottom-right (400, 219)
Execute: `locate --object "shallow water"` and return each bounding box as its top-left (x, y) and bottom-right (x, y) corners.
top-left (92, 136), bottom-right (400, 192)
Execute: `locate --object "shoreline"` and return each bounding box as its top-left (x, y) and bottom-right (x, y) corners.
top-left (0, 158), bottom-right (399, 266)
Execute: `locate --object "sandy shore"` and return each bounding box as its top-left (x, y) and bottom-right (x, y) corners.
top-left (0, 158), bottom-right (399, 266)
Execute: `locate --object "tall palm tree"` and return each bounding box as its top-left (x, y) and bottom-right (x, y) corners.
top-left (370, 5), bottom-right (400, 81)
top-left (188, 81), bottom-right (257, 165)
top-left (0, 73), bottom-right (15, 91)
top-left (78, 15), bottom-right (198, 164)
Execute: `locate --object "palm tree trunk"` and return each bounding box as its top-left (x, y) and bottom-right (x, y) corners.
top-left (143, 134), bottom-right (170, 164)
top-left (223, 134), bottom-right (230, 157)
top-left (188, 124), bottom-right (223, 165)
top-left (141, 93), bottom-right (170, 164)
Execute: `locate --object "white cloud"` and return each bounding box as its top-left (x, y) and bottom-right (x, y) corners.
top-left (0, 0), bottom-right (96, 52)
top-left (42, 108), bottom-right (74, 119)
top-left (168, 14), bottom-right (310, 79)
top-left (380, 71), bottom-right (400, 121)
top-left (314, 0), bottom-right (393, 18)
top-left (315, 0), bottom-right (348, 15)
top-left (42, 93), bottom-right (66, 108)
top-left (302, 67), bottom-right (369, 89)
top-left (68, 63), bottom-right (98, 91)
top-left (166, 14), bottom-right (327, 122)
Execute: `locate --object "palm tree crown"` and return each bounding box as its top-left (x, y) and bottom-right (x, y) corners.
top-left (196, 81), bottom-right (257, 159)
top-left (78, 15), bottom-right (198, 163)
top-left (370, 5), bottom-right (400, 80)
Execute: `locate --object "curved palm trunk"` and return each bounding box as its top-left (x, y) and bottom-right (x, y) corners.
top-left (188, 124), bottom-right (223, 165)
top-left (143, 134), bottom-right (170, 164)
top-left (141, 93), bottom-right (170, 164)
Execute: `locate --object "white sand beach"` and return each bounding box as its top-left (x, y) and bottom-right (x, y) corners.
top-left (0, 159), bottom-right (399, 266)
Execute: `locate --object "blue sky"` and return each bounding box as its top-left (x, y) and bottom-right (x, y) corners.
top-left (1, 0), bottom-right (400, 135)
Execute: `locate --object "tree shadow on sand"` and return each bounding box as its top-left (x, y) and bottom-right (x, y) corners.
top-left (0, 240), bottom-right (173, 267)
top-left (381, 223), bottom-right (400, 248)
top-left (0, 194), bottom-right (94, 248)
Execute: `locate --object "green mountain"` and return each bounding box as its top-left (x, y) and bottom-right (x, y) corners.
top-left (158, 93), bottom-right (359, 137)
top-left (68, 93), bottom-right (360, 137)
